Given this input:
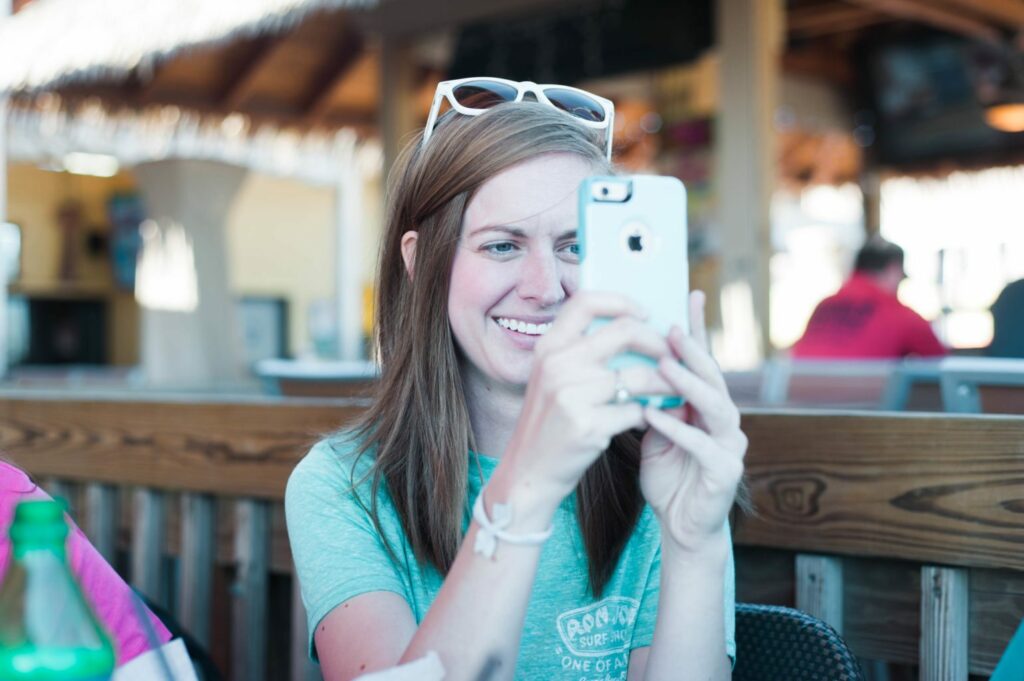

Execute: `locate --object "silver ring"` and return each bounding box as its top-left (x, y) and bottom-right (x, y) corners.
top-left (611, 370), bottom-right (632, 405)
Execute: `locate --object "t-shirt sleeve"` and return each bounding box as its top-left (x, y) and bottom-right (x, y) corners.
top-left (630, 518), bottom-right (737, 665)
top-left (285, 439), bottom-right (409, 661)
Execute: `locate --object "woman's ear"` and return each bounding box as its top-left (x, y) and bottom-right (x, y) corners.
top-left (400, 230), bottom-right (418, 279)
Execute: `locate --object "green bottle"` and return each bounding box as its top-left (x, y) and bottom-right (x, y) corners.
top-left (0, 500), bottom-right (115, 680)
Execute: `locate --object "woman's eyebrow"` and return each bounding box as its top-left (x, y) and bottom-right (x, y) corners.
top-left (467, 225), bottom-right (527, 238)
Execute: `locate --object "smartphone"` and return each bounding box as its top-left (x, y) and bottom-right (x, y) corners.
top-left (578, 174), bottom-right (689, 408)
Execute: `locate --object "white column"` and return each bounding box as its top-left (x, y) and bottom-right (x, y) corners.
top-left (0, 0), bottom-right (11, 379)
top-left (335, 136), bottom-right (365, 361)
top-left (714, 0), bottom-right (783, 366)
top-left (133, 160), bottom-right (248, 387)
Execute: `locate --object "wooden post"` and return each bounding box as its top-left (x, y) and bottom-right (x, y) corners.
top-left (920, 566), bottom-right (969, 681)
top-left (131, 488), bottom-right (167, 607)
top-left (714, 0), bottom-right (783, 364)
top-left (85, 483), bottom-right (119, 564)
top-left (179, 492), bottom-right (215, 646)
top-left (232, 499), bottom-right (269, 681)
top-left (795, 553), bottom-right (844, 634)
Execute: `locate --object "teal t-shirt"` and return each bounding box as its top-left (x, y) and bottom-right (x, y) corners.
top-left (285, 437), bottom-right (736, 680)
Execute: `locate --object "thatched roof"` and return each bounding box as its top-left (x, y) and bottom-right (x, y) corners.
top-left (0, 0), bottom-right (375, 94)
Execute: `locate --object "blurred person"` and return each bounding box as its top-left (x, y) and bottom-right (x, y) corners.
top-left (0, 461), bottom-right (172, 666)
top-left (986, 278), bottom-right (1024, 358)
top-left (287, 79), bottom-right (743, 681)
top-left (791, 237), bottom-right (947, 359)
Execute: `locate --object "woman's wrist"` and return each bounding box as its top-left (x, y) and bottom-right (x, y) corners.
top-left (484, 462), bottom-right (563, 533)
top-left (660, 526), bottom-right (730, 571)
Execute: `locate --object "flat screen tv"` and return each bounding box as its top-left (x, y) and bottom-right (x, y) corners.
top-left (858, 30), bottom-right (1024, 169)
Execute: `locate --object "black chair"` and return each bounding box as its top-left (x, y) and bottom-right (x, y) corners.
top-left (734, 603), bottom-right (863, 681)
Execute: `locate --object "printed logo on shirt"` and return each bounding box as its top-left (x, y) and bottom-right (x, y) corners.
top-left (555, 596), bottom-right (639, 657)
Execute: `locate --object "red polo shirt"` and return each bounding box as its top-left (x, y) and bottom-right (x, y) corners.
top-left (792, 274), bottom-right (947, 359)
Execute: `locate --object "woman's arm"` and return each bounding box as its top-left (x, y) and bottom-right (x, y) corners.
top-left (631, 293), bottom-right (745, 681)
top-left (633, 535), bottom-right (731, 680)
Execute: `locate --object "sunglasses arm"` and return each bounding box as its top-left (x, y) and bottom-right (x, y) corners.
top-left (422, 88), bottom-right (449, 148)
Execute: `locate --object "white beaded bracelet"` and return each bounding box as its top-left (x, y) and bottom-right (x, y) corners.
top-left (471, 485), bottom-right (554, 559)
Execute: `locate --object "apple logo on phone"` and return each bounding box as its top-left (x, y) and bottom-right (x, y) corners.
top-left (623, 221), bottom-right (650, 256)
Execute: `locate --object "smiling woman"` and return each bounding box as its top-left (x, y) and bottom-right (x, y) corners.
top-left (286, 87), bottom-right (744, 681)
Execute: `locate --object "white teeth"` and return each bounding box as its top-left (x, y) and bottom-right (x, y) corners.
top-left (496, 318), bottom-right (551, 336)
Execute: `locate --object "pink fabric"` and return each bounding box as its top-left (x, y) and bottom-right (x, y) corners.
top-left (0, 462), bottom-right (172, 666)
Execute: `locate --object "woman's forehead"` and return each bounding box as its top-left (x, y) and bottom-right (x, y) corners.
top-left (464, 153), bottom-right (595, 232)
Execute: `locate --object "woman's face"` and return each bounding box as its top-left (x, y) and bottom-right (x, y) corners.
top-left (447, 152), bottom-right (595, 392)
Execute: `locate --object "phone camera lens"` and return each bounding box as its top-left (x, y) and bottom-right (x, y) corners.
top-left (600, 186), bottom-right (609, 196)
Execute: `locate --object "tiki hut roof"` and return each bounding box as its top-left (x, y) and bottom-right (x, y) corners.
top-left (0, 0), bottom-right (375, 95)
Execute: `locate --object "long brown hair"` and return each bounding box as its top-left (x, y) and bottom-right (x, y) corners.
top-left (345, 102), bottom-right (644, 596)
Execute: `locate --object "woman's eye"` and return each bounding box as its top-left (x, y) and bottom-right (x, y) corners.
top-left (484, 242), bottom-right (517, 255)
top-left (559, 242), bottom-right (581, 259)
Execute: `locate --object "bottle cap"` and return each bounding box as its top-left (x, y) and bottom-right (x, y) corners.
top-left (9, 500), bottom-right (68, 551)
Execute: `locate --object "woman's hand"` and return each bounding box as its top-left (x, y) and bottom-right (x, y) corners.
top-left (639, 291), bottom-right (747, 554)
top-left (500, 291), bottom-right (673, 515)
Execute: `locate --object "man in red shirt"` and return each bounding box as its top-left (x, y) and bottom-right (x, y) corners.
top-left (792, 238), bottom-right (947, 359)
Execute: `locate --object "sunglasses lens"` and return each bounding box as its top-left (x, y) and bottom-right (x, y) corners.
top-left (452, 81), bottom-right (519, 110)
top-left (543, 88), bottom-right (607, 122)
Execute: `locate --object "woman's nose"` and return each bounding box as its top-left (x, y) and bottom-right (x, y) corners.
top-left (517, 251), bottom-right (566, 307)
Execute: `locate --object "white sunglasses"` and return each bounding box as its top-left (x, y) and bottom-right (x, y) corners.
top-left (422, 77), bottom-right (615, 160)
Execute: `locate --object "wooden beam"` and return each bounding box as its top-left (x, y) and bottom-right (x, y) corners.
top-left (303, 29), bottom-right (366, 122)
top-left (734, 411), bottom-right (1024, 571)
top-left (361, 0), bottom-right (599, 36)
top-left (933, 0), bottom-right (1024, 29)
top-left (788, 3), bottom-right (890, 38)
top-left (0, 396), bottom-right (363, 499)
top-left (847, 0), bottom-right (1002, 43)
top-left (221, 36), bottom-right (288, 112)
top-left (782, 45), bottom-right (856, 87)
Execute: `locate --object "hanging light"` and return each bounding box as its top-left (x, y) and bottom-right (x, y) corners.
top-left (985, 96), bottom-right (1024, 133)
top-left (985, 43), bottom-right (1024, 134)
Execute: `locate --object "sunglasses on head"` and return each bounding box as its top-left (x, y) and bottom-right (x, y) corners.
top-left (422, 77), bottom-right (616, 160)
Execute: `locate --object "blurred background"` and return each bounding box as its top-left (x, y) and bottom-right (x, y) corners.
top-left (1, 0), bottom-right (1023, 394)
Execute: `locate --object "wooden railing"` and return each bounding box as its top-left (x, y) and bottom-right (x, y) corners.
top-left (734, 410), bottom-right (1024, 678)
top-left (2, 395), bottom-right (1023, 679)
top-left (0, 393), bottom-right (360, 681)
